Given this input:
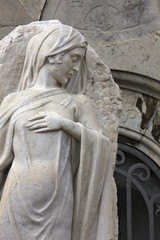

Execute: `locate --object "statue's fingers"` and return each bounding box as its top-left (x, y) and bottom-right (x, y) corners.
top-left (35, 127), bottom-right (50, 133)
top-left (26, 119), bottom-right (44, 127)
top-left (28, 114), bottom-right (46, 121)
top-left (27, 123), bottom-right (47, 130)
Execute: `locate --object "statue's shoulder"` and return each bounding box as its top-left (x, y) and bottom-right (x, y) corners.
top-left (0, 91), bottom-right (26, 108)
top-left (1, 92), bottom-right (18, 105)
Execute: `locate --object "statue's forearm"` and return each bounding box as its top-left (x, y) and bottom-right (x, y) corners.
top-left (62, 119), bottom-right (82, 141)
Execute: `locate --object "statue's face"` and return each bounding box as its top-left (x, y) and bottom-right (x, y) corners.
top-left (47, 47), bottom-right (86, 85)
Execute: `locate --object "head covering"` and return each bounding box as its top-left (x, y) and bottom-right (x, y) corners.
top-left (18, 23), bottom-right (87, 94)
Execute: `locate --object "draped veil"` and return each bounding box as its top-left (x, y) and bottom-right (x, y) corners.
top-left (18, 23), bottom-right (87, 94)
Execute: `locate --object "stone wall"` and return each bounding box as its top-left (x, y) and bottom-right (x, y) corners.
top-left (1, 0), bottom-right (160, 81)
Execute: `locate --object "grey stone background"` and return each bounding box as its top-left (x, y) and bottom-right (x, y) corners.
top-left (0, 0), bottom-right (160, 163)
top-left (1, 0), bottom-right (160, 80)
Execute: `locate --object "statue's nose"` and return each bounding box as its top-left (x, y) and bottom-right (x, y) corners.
top-left (73, 60), bottom-right (81, 72)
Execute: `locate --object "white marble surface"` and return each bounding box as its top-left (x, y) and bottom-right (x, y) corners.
top-left (0, 21), bottom-right (121, 240)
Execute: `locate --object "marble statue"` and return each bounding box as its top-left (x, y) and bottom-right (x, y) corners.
top-left (0, 22), bottom-right (118, 240)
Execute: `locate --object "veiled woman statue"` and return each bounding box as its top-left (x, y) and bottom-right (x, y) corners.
top-left (0, 23), bottom-right (115, 240)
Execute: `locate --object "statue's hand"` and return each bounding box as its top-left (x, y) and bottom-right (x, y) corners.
top-left (26, 112), bottom-right (64, 133)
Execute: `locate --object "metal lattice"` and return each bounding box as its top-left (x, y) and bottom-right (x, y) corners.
top-left (114, 143), bottom-right (160, 240)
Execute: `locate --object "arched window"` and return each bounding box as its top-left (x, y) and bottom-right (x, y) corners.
top-left (114, 143), bottom-right (160, 240)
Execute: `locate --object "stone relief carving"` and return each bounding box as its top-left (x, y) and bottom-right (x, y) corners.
top-left (41, 0), bottom-right (159, 32)
top-left (70, 0), bottom-right (83, 7)
top-left (0, 0), bottom-right (47, 26)
top-left (120, 91), bottom-right (146, 133)
top-left (73, 4), bottom-right (118, 31)
top-left (149, 103), bottom-right (160, 144)
top-left (0, 21), bottom-right (121, 240)
top-left (120, 89), bottom-right (160, 146)
top-left (17, 0), bottom-right (47, 20)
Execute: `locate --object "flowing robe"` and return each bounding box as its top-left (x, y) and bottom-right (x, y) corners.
top-left (0, 88), bottom-right (113, 240)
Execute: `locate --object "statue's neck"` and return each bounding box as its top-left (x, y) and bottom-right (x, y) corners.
top-left (33, 65), bottom-right (61, 90)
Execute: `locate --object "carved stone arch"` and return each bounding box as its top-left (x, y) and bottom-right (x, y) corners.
top-left (112, 70), bottom-right (160, 240)
top-left (112, 69), bottom-right (160, 165)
